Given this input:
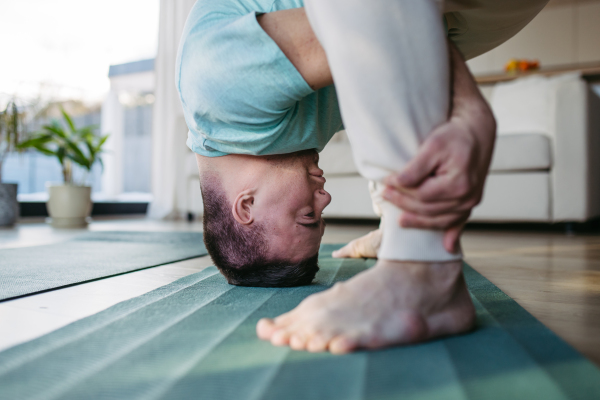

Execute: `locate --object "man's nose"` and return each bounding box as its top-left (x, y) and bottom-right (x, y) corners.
top-left (317, 189), bottom-right (332, 207)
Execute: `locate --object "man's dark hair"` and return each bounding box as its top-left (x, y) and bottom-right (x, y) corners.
top-left (200, 175), bottom-right (319, 287)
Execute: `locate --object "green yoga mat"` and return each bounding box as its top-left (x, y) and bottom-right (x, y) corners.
top-left (1, 244), bottom-right (599, 399)
top-left (0, 231), bottom-right (206, 302)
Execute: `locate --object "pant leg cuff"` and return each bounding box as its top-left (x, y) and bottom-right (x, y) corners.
top-left (378, 202), bottom-right (463, 262)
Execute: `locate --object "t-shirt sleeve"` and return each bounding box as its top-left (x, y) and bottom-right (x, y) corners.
top-left (177, 11), bottom-right (315, 156)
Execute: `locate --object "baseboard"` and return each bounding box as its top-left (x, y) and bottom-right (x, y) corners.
top-left (19, 202), bottom-right (149, 217)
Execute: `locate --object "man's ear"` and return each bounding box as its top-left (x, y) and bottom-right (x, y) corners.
top-left (232, 190), bottom-right (255, 225)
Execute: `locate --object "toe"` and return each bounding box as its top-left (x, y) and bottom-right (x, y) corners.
top-left (328, 335), bottom-right (358, 355)
top-left (289, 333), bottom-right (308, 351)
top-left (332, 245), bottom-right (352, 258)
top-left (256, 318), bottom-right (278, 340)
top-left (306, 332), bottom-right (332, 353)
top-left (333, 230), bottom-right (381, 259)
top-left (271, 329), bottom-right (292, 346)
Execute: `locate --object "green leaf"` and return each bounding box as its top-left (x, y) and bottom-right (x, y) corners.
top-left (57, 146), bottom-right (65, 165)
top-left (32, 144), bottom-right (56, 157)
top-left (65, 139), bottom-right (89, 168)
top-left (60, 107), bottom-right (76, 133)
top-left (85, 140), bottom-right (96, 162)
top-left (66, 153), bottom-right (90, 170)
top-left (96, 134), bottom-right (109, 151)
top-left (0, 99), bottom-right (27, 152)
top-left (42, 123), bottom-right (68, 139)
top-left (78, 124), bottom-right (99, 137)
top-left (17, 134), bottom-right (53, 149)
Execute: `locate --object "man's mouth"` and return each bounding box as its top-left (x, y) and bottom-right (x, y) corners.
top-left (309, 165), bottom-right (325, 177)
top-left (310, 172), bottom-right (326, 183)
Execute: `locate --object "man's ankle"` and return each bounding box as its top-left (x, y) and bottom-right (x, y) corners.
top-left (375, 259), bottom-right (463, 286)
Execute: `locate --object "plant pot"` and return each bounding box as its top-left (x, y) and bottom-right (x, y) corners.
top-left (46, 184), bottom-right (92, 228)
top-left (0, 183), bottom-right (18, 226)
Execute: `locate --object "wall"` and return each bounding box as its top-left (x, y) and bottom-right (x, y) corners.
top-left (467, 0), bottom-right (600, 75)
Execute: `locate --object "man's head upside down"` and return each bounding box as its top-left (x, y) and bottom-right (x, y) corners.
top-left (200, 153), bottom-right (327, 287)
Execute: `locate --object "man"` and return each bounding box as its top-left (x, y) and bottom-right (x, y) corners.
top-left (177, 0), bottom-right (548, 353)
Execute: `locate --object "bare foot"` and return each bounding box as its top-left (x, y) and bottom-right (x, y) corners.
top-left (332, 229), bottom-right (382, 259)
top-left (256, 260), bottom-right (475, 354)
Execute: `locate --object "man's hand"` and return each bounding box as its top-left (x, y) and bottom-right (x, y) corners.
top-left (382, 42), bottom-right (496, 253)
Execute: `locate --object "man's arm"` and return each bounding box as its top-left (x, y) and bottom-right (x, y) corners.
top-left (257, 9), bottom-right (333, 90)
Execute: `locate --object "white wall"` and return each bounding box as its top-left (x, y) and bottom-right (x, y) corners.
top-left (467, 0), bottom-right (600, 75)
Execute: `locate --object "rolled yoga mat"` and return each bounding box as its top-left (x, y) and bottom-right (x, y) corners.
top-left (0, 231), bottom-right (206, 301)
top-left (1, 244), bottom-right (599, 399)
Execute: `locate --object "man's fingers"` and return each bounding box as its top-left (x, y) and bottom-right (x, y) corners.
top-left (443, 225), bottom-right (464, 254)
top-left (386, 144), bottom-right (440, 189)
top-left (399, 211), bottom-right (469, 231)
top-left (383, 187), bottom-right (461, 216)
top-left (407, 173), bottom-right (475, 203)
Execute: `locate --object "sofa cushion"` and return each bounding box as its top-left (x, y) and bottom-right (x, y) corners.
top-left (321, 132), bottom-right (551, 176)
top-left (490, 133), bottom-right (551, 172)
top-left (490, 73), bottom-right (581, 138)
top-left (319, 141), bottom-right (359, 176)
top-left (471, 172), bottom-right (551, 221)
top-left (491, 75), bottom-right (552, 136)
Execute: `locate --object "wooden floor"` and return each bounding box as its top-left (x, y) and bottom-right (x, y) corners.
top-left (462, 229), bottom-right (600, 366)
top-left (1, 217), bottom-right (599, 367)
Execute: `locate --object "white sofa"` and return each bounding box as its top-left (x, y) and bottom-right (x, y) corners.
top-left (186, 74), bottom-right (600, 223)
top-left (319, 74), bottom-right (600, 223)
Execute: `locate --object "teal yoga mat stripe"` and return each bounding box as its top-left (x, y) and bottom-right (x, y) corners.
top-left (0, 231), bottom-right (207, 301)
top-left (1, 244), bottom-right (599, 399)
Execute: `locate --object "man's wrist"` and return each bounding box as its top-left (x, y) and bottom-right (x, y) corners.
top-left (447, 40), bottom-right (496, 144)
top-left (448, 40), bottom-right (490, 117)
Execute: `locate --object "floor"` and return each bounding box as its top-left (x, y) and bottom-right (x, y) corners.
top-left (1, 217), bottom-right (599, 368)
top-left (462, 228), bottom-right (600, 366)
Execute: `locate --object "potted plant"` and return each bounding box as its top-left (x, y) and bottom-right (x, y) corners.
top-left (18, 107), bottom-right (108, 228)
top-left (0, 99), bottom-right (26, 226)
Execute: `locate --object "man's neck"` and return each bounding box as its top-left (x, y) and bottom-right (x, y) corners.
top-left (196, 153), bottom-right (266, 200)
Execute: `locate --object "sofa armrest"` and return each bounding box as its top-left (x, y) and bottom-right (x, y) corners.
top-left (551, 79), bottom-right (600, 221)
top-left (585, 85), bottom-right (600, 219)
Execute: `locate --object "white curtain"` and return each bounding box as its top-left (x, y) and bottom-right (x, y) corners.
top-left (148, 0), bottom-right (197, 219)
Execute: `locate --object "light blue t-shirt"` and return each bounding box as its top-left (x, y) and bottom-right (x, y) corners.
top-left (176, 0), bottom-right (343, 157)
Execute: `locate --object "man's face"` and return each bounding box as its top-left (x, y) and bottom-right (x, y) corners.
top-left (253, 150), bottom-right (331, 263)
